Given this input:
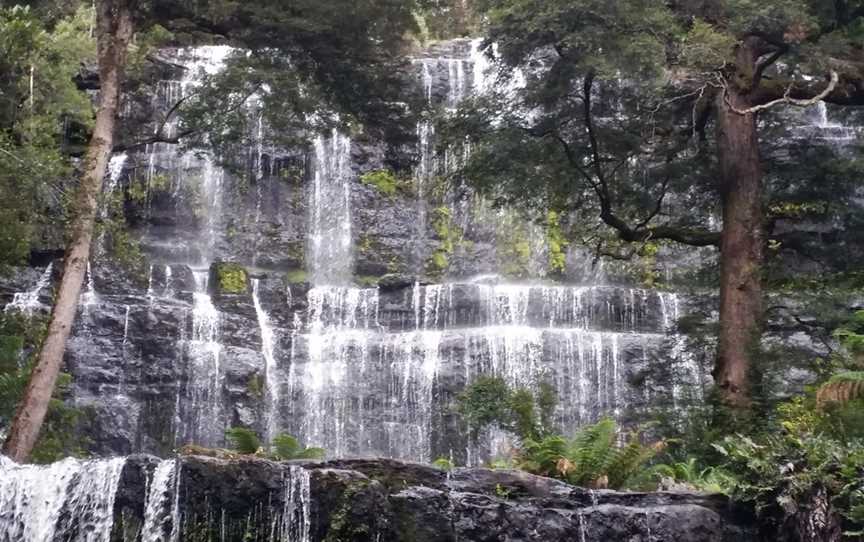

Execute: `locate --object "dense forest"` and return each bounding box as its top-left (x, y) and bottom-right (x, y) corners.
top-left (0, 1), bottom-right (863, 541)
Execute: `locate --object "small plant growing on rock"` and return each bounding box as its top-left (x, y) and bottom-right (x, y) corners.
top-left (212, 262), bottom-right (249, 294)
top-left (225, 427), bottom-right (262, 455)
top-left (432, 457), bottom-right (454, 471)
top-left (271, 433), bottom-right (325, 460)
top-left (224, 427), bottom-right (325, 460)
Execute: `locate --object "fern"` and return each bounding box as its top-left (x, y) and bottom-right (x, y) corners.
top-left (270, 433), bottom-right (325, 460)
top-left (520, 418), bottom-right (661, 490)
top-left (225, 427), bottom-right (261, 454)
top-left (817, 372), bottom-right (864, 407)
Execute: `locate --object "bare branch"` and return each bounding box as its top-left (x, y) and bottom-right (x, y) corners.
top-left (727, 71), bottom-right (839, 115)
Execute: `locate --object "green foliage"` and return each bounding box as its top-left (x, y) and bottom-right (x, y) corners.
top-left (681, 19), bottom-right (736, 71)
top-left (652, 457), bottom-right (737, 494)
top-left (0, 313), bottom-right (88, 463)
top-left (360, 169), bottom-right (412, 198)
top-left (457, 376), bottom-right (559, 443)
top-left (413, 1), bottom-right (481, 42)
top-left (545, 210), bottom-right (568, 275)
top-left (271, 433), bottom-right (325, 460)
top-left (495, 217), bottom-right (532, 279)
top-left (520, 418), bottom-right (664, 490)
top-left (713, 429), bottom-right (864, 535)
top-left (835, 311), bottom-right (864, 359)
top-left (105, 222), bottom-right (148, 280)
top-left (225, 426), bottom-right (325, 460)
top-left (225, 426), bottom-right (262, 455)
top-left (171, 0), bottom-right (422, 170)
top-left (0, 4), bottom-right (96, 273)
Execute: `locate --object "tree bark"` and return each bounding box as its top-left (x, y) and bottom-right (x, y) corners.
top-left (711, 41), bottom-right (765, 410)
top-left (2, 0), bottom-right (134, 463)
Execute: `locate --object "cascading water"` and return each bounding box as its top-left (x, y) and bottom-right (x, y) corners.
top-left (307, 130), bottom-right (353, 286)
top-left (177, 271), bottom-right (224, 447)
top-left (252, 278), bottom-right (280, 441)
top-left (140, 459), bottom-right (178, 542)
top-left (291, 286), bottom-right (381, 457)
top-left (4, 263), bottom-right (53, 316)
top-left (278, 466), bottom-right (311, 542)
top-left (0, 456), bottom-right (125, 542)
top-left (660, 292), bottom-right (704, 408)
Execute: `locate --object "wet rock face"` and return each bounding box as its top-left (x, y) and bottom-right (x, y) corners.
top-left (112, 455), bottom-right (756, 542)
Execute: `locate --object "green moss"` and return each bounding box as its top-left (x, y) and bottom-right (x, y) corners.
top-left (212, 262), bottom-right (249, 294)
top-left (427, 206), bottom-right (461, 277)
top-left (284, 269), bottom-right (308, 284)
top-left (361, 169), bottom-right (401, 198)
top-left (357, 234), bottom-right (377, 255)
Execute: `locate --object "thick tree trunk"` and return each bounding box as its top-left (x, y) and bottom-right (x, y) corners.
top-left (2, 0), bottom-right (134, 463)
top-left (712, 67), bottom-right (765, 410)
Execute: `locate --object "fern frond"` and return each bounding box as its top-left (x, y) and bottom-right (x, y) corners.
top-left (225, 427), bottom-right (261, 455)
top-left (270, 433), bottom-right (326, 460)
top-left (817, 372), bottom-right (864, 407)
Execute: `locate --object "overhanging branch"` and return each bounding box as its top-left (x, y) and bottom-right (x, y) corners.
top-left (727, 71), bottom-right (839, 115)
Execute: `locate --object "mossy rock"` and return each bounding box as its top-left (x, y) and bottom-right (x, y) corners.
top-left (209, 262), bottom-right (249, 295)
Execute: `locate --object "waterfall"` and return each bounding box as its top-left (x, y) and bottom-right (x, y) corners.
top-left (103, 153), bottom-right (128, 210)
top-left (141, 459), bottom-right (178, 542)
top-left (252, 278), bottom-right (280, 441)
top-left (661, 292), bottom-right (704, 407)
top-left (293, 286), bottom-right (380, 457)
top-left (308, 130), bottom-right (353, 285)
top-left (164, 265), bottom-right (175, 298)
top-left (179, 271), bottom-right (224, 446)
top-left (80, 262), bottom-right (99, 320)
top-left (0, 456), bottom-right (125, 542)
top-left (4, 263), bottom-right (53, 316)
top-left (48, 40), bottom-right (711, 468)
top-left (277, 466), bottom-right (311, 542)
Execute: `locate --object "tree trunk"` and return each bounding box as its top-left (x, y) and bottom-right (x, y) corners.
top-left (2, 0), bottom-right (134, 463)
top-left (712, 49), bottom-right (765, 410)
